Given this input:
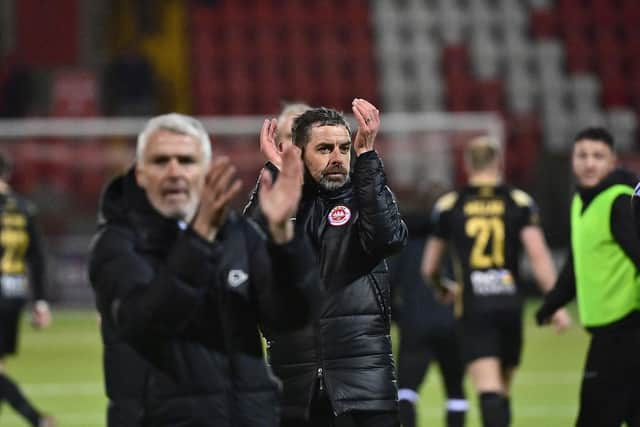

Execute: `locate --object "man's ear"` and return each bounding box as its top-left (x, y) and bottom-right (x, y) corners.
top-left (135, 165), bottom-right (147, 189)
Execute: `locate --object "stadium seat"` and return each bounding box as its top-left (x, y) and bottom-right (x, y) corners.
top-left (607, 108), bottom-right (638, 151)
top-left (189, 0), bottom-right (377, 115)
top-left (468, 0), bottom-right (494, 29)
top-left (564, 32), bottom-right (593, 72)
top-left (369, 0), bottom-right (639, 164)
top-left (530, 8), bottom-right (558, 39)
top-left (473, 80), bottom-right (504, 112)
top-left (591, 0), bottom-right (621, 28)
top-left (569, 74), bottom-right (601, 110)
top-left (470, 34), bottom-right (501, 79)
top-left (602, 77), bottom-right (629, 108)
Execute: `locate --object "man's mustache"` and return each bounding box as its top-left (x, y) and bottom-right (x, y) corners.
top-left (322, 166), bottom-right (348, 176)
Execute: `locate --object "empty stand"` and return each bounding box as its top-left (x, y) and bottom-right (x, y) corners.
top-left (371, 0), bottom-right (638, 184)
top-left (189, 0), bottom-right (378, 114)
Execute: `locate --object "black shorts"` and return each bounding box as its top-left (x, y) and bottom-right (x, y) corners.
top-left (457, 309), bottom-right (522, 368)
top-left (0, 308), bottom-right (22, 357)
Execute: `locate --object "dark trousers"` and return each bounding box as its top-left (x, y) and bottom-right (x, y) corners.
top-left (281, 389), bottom-right (399, 427)
top-left (107, 399), bottom-right (145, 427)
top-left (575, 328), bottom-right (640, 427)
top-left (397, 326), bottom-right (465, 398)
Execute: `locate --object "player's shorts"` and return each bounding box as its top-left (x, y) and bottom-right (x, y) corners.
top-left (0, 308), bottom-right (22, 357)
top-left (457, 308), bottom-right (522, 368)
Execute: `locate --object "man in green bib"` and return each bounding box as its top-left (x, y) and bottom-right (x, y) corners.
top-left (536, 127), bottom-right (640, 427)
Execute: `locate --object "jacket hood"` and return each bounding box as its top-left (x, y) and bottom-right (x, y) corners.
top-left (97, 167), bottom-right (156, 226)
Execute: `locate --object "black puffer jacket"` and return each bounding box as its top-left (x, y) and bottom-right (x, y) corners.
top-left (246, 151), bottom-right (407, 418)
top-left (89, 169), bottom-right (316, 427)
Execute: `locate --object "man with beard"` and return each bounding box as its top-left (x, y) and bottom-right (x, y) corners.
top-left (89, 113), bottom-right (317, 426)
top-left (537, 127), bottom-right (640, 427)
top-left (246, 99), bottom-right (408, 427)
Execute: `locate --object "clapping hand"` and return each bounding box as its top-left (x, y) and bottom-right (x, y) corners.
top-left (351, 98), bottom-right (380, 156)
top-left (259, 145), bottom-right (303, 244)
top-left (191, 156), bottom-right (243, 241)
top-left (260, 118), bottom-right (286, 169)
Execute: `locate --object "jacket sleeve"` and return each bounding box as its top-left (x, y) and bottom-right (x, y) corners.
top-left (352, 151), bottom-right (408, 259)
top-left (89, 226), bottom-right (217, 339)
top-left (242, 162), bottom-right (279, 233)
top-left (246, 221), bottom-right (319, 333)
top-left (535, 251), bottom-right (576, 325)
top-left (25, 208), bottom-right (47, 301)
top-left (610, 194), bottom-right (640, 271)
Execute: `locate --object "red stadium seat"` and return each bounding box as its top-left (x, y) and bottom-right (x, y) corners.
top-left (473, 80), bottom-right (504, 112)
top-left (565, 32), bottom-right (594, 72)
top-left (594, 31), bottom-right (623, 65)
top-left (591, 0), bottom-right (621, 28)
top-left (188, 0), bottom-right (377, 114)
top-left (530, 9), bottom-right (558, 39)
top-left (621, 0), bottom-right (640, 32)
top-left (601, 77), bottom-right (629, 107)
top-left (442, 44), bottom-right (470, 73)
top-left (446, 79), bottom-right (474, 112)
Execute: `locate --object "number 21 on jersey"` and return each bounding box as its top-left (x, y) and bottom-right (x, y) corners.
top-left (465, 216), bottom-right (505, 269)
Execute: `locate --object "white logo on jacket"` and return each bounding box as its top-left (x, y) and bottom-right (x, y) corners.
top-left (228, 269), bottom-right (249, 288)
top-left (328, 205), bottom-right (351, 226)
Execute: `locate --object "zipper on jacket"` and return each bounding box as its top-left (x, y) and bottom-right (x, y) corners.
top-left (317, 367), bottom-right (324, 391)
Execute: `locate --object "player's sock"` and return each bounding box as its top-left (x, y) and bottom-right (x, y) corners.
top-left (0, 373), bottom-right (41, 426)
top-left (446, 398), bottom-right (468, 427)
top-left (398, 388), bottom-right (418, 427)
top-left (503, 396), bottom-right (511, 425)
top-left (479, 392), bottom-right (508, 427)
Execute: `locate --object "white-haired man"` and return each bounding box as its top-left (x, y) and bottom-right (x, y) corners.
top-left (89, 113), bottom-right (317, 426)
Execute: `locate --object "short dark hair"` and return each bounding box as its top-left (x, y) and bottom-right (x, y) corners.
top-left (573, 127), bottom-right (614, 149)
top-left (0, 153), bottom-right (12, 178)
top-left (292, 107), bottom-right (351, 150)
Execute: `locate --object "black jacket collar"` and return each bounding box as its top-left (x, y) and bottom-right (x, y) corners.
top-left (98, 167), bottom-right (182, 250)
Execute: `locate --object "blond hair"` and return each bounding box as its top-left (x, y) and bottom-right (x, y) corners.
top-left (277, 102), bottom-right (311, 126)
top-left (464, 136), bottom-right (501, 172)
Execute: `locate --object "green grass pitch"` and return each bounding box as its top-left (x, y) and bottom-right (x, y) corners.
top-left (0, 301), bottom-right (588, 426)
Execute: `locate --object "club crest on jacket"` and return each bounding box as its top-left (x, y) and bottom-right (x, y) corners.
top-left (328, 205), bottom-right (351, 226)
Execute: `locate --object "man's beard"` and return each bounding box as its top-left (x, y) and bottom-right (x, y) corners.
top-left (319, 167), bottom-right (349, 190)
top-left (157, 198), bottom-right (198, 223)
